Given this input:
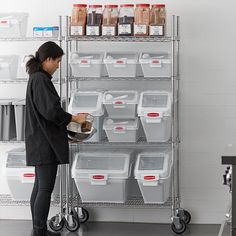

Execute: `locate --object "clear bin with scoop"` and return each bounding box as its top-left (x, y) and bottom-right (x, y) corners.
top-left (3, 148), bottom-right (35, 201)
top-left (0, 13), bottom-right (28, 38)
top-left (134, 151), bottom-right (172, 203)
top-left (0, 55), bottom-right (19, 80)
top-left (70, 52), bottom-right (103, 77)
top-left (139, 52), bottom-right (171, 77)
top-left (138, 91), bottom-right (171, 142)
top-left (104, 52), bottom-right (138, 77)
top-left (0, 99), bottom-right (16, 141)
top-left (12, 99), bottom-right (25, 141)
top-left (103, 90), bottom-right (139, 118)
top-left (72, 151), bottom-right (132, 203)
top-left (103, 117), bottom-right (139, 142)
top-left (68, 91), bottom-right (104, 142)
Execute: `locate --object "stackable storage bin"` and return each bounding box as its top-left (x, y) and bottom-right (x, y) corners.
top-left (103, 90), bottom-right (139, 118)
top-left (70, 52), bottom-right (103, 77)
top-left (72, 151), bottom-right (132, 203)
top-left (139, 52), bottom-right (171, 77)
top-left (0, 55), bottom-right (19, 80)
top-left (138, 91), bottom-right (171, 142)
top-left (0, 13), bottom-right (28, 38)
top-left (103, 117), bottom-right (139, 142)
top-left (4, 148), bottom-right (35, 200)
top-left (104, 52), bottom-right (138, 77)
top-left (68, 91), bottom-right (104, 142)
top-left (134, 151), bottom-right (172, 203)
top-left (0, 99), bottom-right (16, 141)
top-left (12, 99), bottom-right (25, 141)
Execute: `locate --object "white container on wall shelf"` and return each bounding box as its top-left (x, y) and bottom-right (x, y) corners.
top-left (0, 55), bottom-right (19, 80)
top-left (0, 13), bottom-right (28, 38)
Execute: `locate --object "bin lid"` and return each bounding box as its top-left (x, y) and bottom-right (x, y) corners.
top-left (0, 99), bottom-right (14, 105)
top-left (138, 91), bottom-right (171, 117)
top-left (139, 52), bottom-right (171, 64)
top-left (134, 152), bottom-right (171, 179)
top-left (6, 148), bottom-right (26, 168)
top-left (104, 52), bottom-right (138, 64)
top-left (103, 90), bottom-right (139, 105)
top-left (70, 52), bottom-right (103, 65)
top-left (68, 91), bottom-right (104, 116)
top-left (12, 98), bottom-right (25, 105)
top-left (103, 117), bottom-right (139, 131)
top-left (72, 152), bottom-right (131, 179)
top-left (0, 13), bottom-right (28, 23)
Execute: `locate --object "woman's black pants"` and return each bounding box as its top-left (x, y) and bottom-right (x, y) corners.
top-left (30, 163), bottom-right (58, 231)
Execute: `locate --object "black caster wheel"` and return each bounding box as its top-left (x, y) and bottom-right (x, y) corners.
top-left (65, 215), bottom-right (80, 232)
top-left (49, 216), bottom-right (64, 232)
top-left (79, 208), bottom-right (89, 223)
top-left (171, 219), bottom-right (187, 235)
top-left (178, 210), bottom-right (191, 225)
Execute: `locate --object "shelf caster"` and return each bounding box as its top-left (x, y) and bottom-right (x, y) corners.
top-left (49, 214), bottom-right (64, 232)
top-left (177, 208), bottom-right (191, 224)
top-left (76, 207), bottom-right (89, 223)
top-left (65, 214), bottom-right (80, 232)
top-left (171, 216), bottom-right (187, 234)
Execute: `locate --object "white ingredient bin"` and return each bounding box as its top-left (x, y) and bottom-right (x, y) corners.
top-left (70, 52), bottom-right (103, 77)
top-left (72, 151), bottom-right (132, 203)
top-left (4, 148), bottom-right (35, 201)
top-left (104, 52), bottom-right (138, 77)
top-left (0, 99), bottom-right (16, 141)
top-left (12, 99), bottom-right (25, 141)
top-left (138, 91), bottom-right (171, 142)
top-left (103, 117), bottom-right (139, 142)
top-left (0, 13), bottom-right (28, 38)
top-left (0, 55), bottom-right (19, 80)
top-left (139, 52), bottom-right (171, 78)
top-left (103, 90), bottom-right (139, 118)
top-left (134, 151), bottom-right (172, 204)
top-left (68, 91), bottom-right (104, 142)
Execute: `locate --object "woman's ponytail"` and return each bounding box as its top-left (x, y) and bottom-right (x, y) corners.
top-left (26, 52), bottom-right (42, 75)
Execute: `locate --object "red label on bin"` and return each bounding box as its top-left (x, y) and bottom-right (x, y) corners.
top-left (23, 173), bottom-right (35, 178)
top-left (147, 112), bottom-right (159, 117)
top-left (152, 60), bottom-right (160, 64)
top-left (0, 21), bottom-right (8, 24)
top-left (116, 60), bottom-right (124, 64)
top-left (93, 175), bottom-right (105, 180)
top-left (144, 176), bottom-right (156, 180)
top-left (115, 127), bottom-right (124, 130)
top-left (80, 60), bottom-right (88, 64)
top-left (115, 101), bottom-right (124, 105)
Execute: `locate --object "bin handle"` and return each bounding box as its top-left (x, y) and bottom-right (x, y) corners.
top-left (89, 174), bottom-right (108, 185)
top-left (23, 173), bottom-right (35, 178)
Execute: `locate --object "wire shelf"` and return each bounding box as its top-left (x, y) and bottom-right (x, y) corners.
top-left (67, 36), bottom-right (178, 43)
top-left (0, 37), bottom-right (61, 42)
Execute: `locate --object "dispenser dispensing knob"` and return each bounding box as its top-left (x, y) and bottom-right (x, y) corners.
top-left (223, 174), bottom-right (227, 185)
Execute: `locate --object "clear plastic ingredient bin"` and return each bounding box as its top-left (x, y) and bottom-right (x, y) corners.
top-left (0, 55), bottom-right (19, 80)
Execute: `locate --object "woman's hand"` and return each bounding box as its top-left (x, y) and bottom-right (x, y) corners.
top-left (71, 113), bottom-right (88, 124)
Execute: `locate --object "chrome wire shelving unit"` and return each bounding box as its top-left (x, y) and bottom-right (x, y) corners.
top-left (60, 15), bottom-right (191, 235)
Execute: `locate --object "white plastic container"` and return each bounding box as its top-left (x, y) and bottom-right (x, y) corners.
top-left (138, 91), bottom-right (171, 142)
top-left (4, 148), bottom-right (35, 201)
top-left (139, 52), bottom-right (171, 77)
top-left (0, 13), bottom-right (28, 38)
top-left (103, 90), bottom-right (139, 118)
top-left (104, 52), bottom-right (138, 77)
top-left (0, 99), bottom-right (16, 141)
top-left (68, 91), bottom-right (104, 142)
top-left (70, 52), bottom-right (103, 77)
top-left (103, 117), bottom-right (139, 142)
top-left (12, 99), bottom-right (25, 141)
top-left (134, 151), bottom-right (172, 203)
top-left (72, 151), bottom-right (132, 203)
top-left (0, 55), bottom-right (19, 80)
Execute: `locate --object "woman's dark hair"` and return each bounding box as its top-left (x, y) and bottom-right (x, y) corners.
top-left (26, 41), bottom-right (64, 75)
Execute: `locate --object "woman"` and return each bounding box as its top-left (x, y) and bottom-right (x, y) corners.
top-left (25, 41), bottom-right (87, 236)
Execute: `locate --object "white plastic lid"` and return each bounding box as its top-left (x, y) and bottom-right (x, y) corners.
top-left (104, 52), bottom-right (138, 64)
top-left (0, 99), bottom-right (14, 105)
top-left (6, 148), bottom-right (26, 168)
top-left (103, 90), bottom-right (139, 105)
top-left (134, 152), bottom-right (170, 180)
top-left (138, 91), bottom-right (171, 117)
top-left (70, 52), bottom-right (103, 65)
top-left (139, 52), bottom-right (171, 64)
top-left (68, 91), bottom-right (104, 116)
top-left (12, 99), bottom-right (25, 105)
top-left (103, 117), bottom-right (139, 131)
top-left (72, 152), bottom-right (131, 179)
